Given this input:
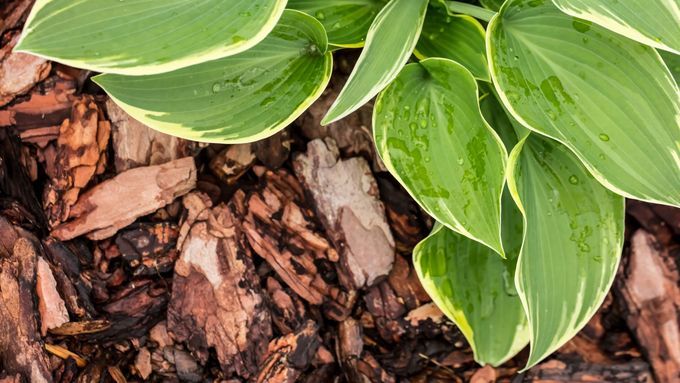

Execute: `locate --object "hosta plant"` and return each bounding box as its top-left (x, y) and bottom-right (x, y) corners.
top-left (18, 0), bottom-right (679, 369)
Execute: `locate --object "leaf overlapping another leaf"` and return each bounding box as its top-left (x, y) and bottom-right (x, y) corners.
top-left (287, 0), bottom-right (387, 48)
top-left (322, 0), bottom-right (429, 124)
top-left (16, 0), bottom-right (287, 75)
top-left (507, 134), bottom-right (625, 369)
top-left (374, 58), bottom-right (508, 256)
top-left (95, 10), bottom-right (332, 144)
top-left (488, 0), bottom-right (680, 207)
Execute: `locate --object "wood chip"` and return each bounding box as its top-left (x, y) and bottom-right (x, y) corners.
top-left (293, 138), bottom-right (395, 289)
top-left (337, 317), bottom-right (396, 383)
top-left (51, 157), bottom-right (197, 241)
top-left (525, 358), bottom-right (652, 382)
top-left (106, 99), bottom-right (197, 172)
top-left (616, 230), bottom-right (680, 383)
top-left (0, 235), bottom-right (52, 382)
top-left (43, 96), bottom-right (110, 227)
top-left (134, 348), bottom-right (152, 380)
top-left (256, 321), bottom-right (321, 383)
top-left (242, 168), bottom-right (357, 320)
top-left (36, 256), bottom-right (69, 335)
top-left (0, 33), bottom-right (50, 107)
top-left (167, 192), bottom-right (271, 378)
top-left (209, 143), bottom-right (256, 185)
top-left (0, 75), bottom-right (76, 130)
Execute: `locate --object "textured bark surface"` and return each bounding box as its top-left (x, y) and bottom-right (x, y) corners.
top-left (167, 192), bottom-right (272, 378)
top-left (43, 97), bottom-right (110, 227)
top-left (0, 228), bottom-right (52, 383)
top-left (243, 167), bottom-right (356, 321)
top-left (0, 32), bottom-right (50, 107)
top-left (256, 321), bottom-right (321, 383)
top-left (106, 99), bottom-right (197, 173)
top-left (51, 157), bottom-right (196, 241)
top-left (616, 230), bottom-right (680, 383)
top-left (293, 138), bottom-right (395, 289)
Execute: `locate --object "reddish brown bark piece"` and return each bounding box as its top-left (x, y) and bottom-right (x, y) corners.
top-left (266, 277), bottom-right (307, 335)
top-left (0, 75), bottom-right (76, 131)
top-left (43, 96), bottom-right (110, 227)
top-left (616, 230), bottom-right (680, 383)
top-left (36, 256), bottom-right (69, 335)
top-left (209, 143), bottom-right (256, 185)
top-left (0, 231), bottom-right (52, 383)
top-left (337, 317), bottom-right (396, 383)
top-left (243, 168), bottom-right (355, 320)
top-left (106, 99), bottom-right (197, 172)
top-left (51, 157), bottom-right (197, 241)
top-left (524, 359), bottom-right (652, 382)
top-left (168, 192), bottom-right (271, 378)
top-left (0, 0), bottom-right (34, 36)
top-left (293, 138), bottom-right (395, 289)
top-left (0, 32), bottom-right (50, 107)
top-left (256, 321), bottom-right (321, 383)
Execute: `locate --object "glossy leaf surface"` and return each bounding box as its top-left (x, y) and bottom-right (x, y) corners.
top-left (507, 135), bottom-right (625, 369)
top-left (416, 5), bottom-right (489, 81)
top-left (489, 0), bottom-right (680, 206)
top-left (287, 0), bottom-right (387, 47)
top-left (17, 0), bottom-right (287, 75)
top-left (552, 0), bottom-right (680, 54)
top-left (322, 0), bottom-right (429, 124)
top-left (374, 58), bottom-right (507, 255)
top-left (95, 10), bottom-right (332, 143)
top-left (414, 221), bottom-right (529, 366)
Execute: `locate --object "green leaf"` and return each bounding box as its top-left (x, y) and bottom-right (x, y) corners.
top-left (488, 0), bottom-right (680, 207)
top-left (374, 58), bottom-right (507, 255)
top-left (322, 0), bottom-right (429, 124)
top-left (94, 10), bottom-right (332, 144)
top-left (552, 0), bottom-right (680, 54)
top-left (16, 0), bottom-right (287, 76)
top-left (661, 50), bottom-right (680, 84)
top-left (414, 218), bottom-right (529, 366)
top-left (480, 0), bottom-right (505, 12)
top-left (415, 5), bottom-right (490, 81)
top-left (479, 87), bottom-right (528, 149)
top-left (287, 0), bottom-right (387, 47)
top-left (507, 134), bottom-right (625, 369)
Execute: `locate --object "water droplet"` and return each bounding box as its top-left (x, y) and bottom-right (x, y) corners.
top-left (315, 11), bottom-right (325, 20)
top-left (569, 175), bottom-right (579, 185)
top-left (598, 133), bottom-right (610, 141)
top-left (457, 157), bottom-right (464, 165)
top-left (547, 110), bottom-right (557, 121)
top-left (212, 83), bottom-right (221, 93)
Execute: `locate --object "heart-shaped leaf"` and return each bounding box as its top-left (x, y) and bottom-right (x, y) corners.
top-left (374, 58), bottom-right (507, 255)
top-left (414, 219), bottom-right (529, 366)
top-left (507, 134), bottom-right (625, 369)
top-left (322, 0), bottom-right (429, 124)
top-left (16, 0), bottom-right (287, 75)
top-left (287, 0), bottom-right (387, 47)
top-left (415, 5), bottom-right (490, 81)
top-left (94, 10), bottom-right (332, 143)
top-left (552, 0), bottom-right (680, 54)
top-left (488, 0), bottom-right (680, 207)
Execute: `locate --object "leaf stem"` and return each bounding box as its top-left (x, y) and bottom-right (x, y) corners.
top-left (445, 1), bottom-right (496, 22)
